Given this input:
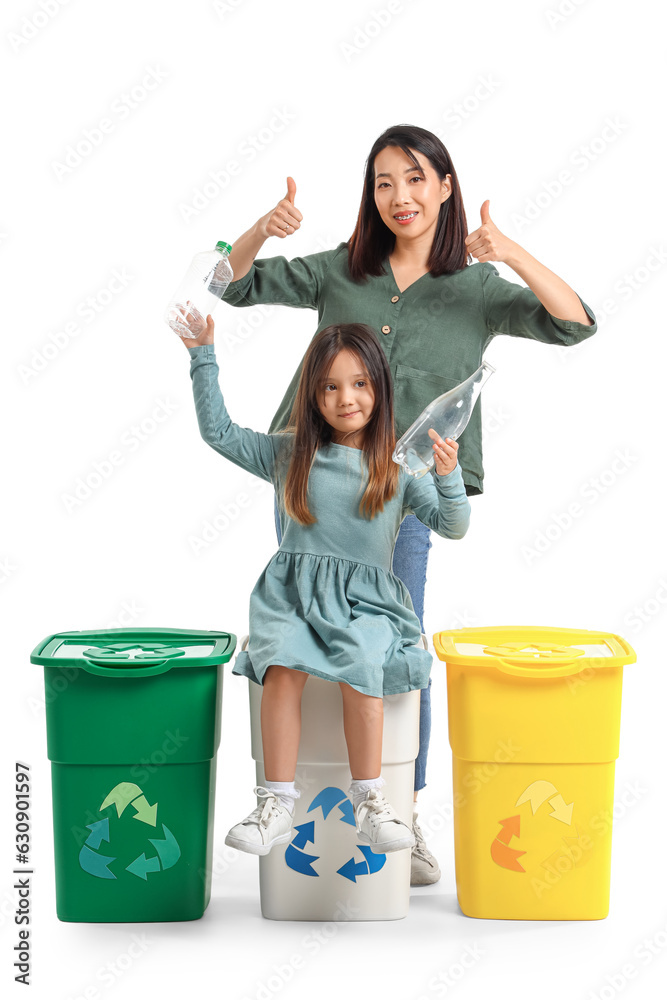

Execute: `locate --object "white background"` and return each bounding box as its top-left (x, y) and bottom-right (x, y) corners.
top-left (3, 0), bottom-right (665, 997)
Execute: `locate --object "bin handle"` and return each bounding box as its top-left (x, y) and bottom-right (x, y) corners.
top-left (495, 656), bottom-right (587, 678)
top-left (608, 634), bottom-right (636, 660)
top-left (80, 658), bottom-right (175, 677)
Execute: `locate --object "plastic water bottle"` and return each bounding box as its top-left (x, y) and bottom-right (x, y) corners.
top-left (393, 362), bottom-right (495, 477)
top-left (165, 241), bottom-right (233, 338)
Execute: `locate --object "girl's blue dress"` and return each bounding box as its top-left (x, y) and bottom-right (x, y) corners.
top-left (189, 345), bottom-right (470, 698)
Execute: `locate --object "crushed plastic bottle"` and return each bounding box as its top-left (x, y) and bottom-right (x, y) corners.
top-left (393, 362), bottom-right (495, 477)
top-left (165, 241), bottom-right (233, 338)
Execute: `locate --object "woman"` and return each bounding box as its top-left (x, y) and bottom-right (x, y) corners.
top-left (220, 123), bottom-right (597, 885)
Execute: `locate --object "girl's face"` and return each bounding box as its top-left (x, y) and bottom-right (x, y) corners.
top-left (373, 145), bottom-right (451, 245)
top-left (317, 348), bottom-right (375, 448)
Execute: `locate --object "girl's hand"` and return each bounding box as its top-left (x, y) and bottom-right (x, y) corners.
top-left (428, 429), bottom-right (458, 476)
top-left (179, 309), bottom-right (214, 349)
top-left (258, 176), bottom-right (303, 239)
top-left (465, 200), bottom-right (519, 264)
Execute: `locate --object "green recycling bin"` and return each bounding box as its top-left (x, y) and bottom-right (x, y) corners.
top-left (31, 627), bottom-right (235, 922)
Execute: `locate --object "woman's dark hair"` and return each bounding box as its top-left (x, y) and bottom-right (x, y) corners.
top-left (347, 124), bottom-right (469, 280)
top-left (283, 323), bottom-right (398, 524)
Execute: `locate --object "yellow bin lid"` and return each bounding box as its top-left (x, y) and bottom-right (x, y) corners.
top-left (433, 626), bottom-right (636, 678)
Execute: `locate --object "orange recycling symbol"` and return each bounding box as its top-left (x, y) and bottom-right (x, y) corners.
top-left (491, 815), bottom-right (526, 872)
top-left (491, 781), bottom-right (576, 874)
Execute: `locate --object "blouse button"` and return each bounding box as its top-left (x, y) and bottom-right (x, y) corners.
top-left (391, 295), bottom-right (399, 303)
top-left (381, 325), bottom-right (391, 334)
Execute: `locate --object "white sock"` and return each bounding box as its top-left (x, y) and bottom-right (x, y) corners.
top-left (349, 775), bottom-right (385, 811)
top-left (264, 781), bottom-right (299, 814)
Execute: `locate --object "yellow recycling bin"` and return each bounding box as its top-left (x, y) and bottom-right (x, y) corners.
top-left (433, 626), bottom-right (636, 921)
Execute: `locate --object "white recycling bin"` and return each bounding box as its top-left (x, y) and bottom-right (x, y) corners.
top-left (248, 673), bottom-right (420, 921)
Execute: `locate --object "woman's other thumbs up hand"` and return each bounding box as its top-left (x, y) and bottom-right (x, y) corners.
top-left (464, 200), bottom-right (518, 264)
top-left (261, 176), bottom-right (303, 238)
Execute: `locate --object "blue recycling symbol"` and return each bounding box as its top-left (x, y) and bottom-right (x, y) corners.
top-left (284, 786), bottom-right (386, 882)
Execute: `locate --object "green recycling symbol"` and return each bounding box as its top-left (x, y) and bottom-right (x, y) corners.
top-left (83, 642), bottom-right (187, 664)
top-left (78, 782), bottom-right (181, 881)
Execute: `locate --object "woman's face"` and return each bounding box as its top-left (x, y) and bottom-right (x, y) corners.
top-left (373, 145), bottom-right (451, 245)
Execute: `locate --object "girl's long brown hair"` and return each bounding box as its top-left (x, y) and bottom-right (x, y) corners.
top-left (282, 324), bottom-right (398, 525)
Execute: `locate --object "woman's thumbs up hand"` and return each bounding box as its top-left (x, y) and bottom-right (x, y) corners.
top-left (260, 176), bottom-right (303, 239)
top-left (464, 200), bottom-right (517, 263)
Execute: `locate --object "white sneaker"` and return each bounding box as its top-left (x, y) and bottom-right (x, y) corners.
top-left (354, 788), bottom-right (415, 853)
top-left (225, 786), bottom-right (293, 856)
top-left (410, 812), bottom-right (442, 885)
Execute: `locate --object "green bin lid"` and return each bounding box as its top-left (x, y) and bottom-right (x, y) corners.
top-left (31, 627), bottom-right (235, 673)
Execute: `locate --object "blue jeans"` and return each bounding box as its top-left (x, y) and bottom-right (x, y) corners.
top-left (391, 514), bottom-right (432, 792)
top-left (273, 500), bottom-right (432, 792)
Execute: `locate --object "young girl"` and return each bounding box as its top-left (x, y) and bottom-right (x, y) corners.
top-left (183, 316), bottom-right (471, 856)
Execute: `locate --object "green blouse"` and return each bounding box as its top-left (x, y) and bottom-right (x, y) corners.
top-left (222, 243), bottom-right (597, 494)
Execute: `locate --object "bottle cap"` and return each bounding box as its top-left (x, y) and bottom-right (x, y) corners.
top-left (215, 241), bottom-right (232, 254)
